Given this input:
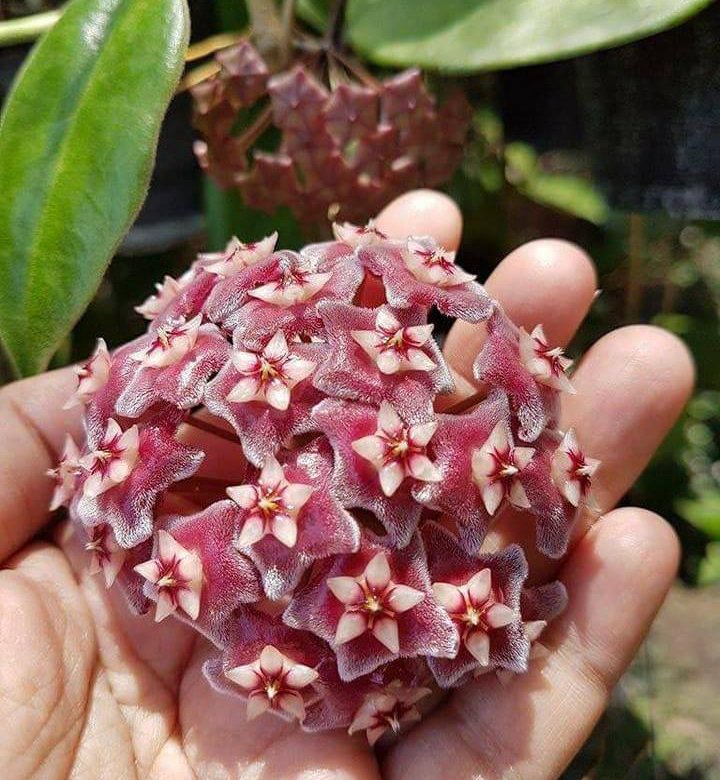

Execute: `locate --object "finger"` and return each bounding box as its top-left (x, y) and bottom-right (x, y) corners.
top-left (358, 189), bottom-right (463, 308)
top-left (384, 507), bottom-right (679, 780)
top-left (0, 542), bottom-right (95, 777)
top-left (0, 368), bottom-right (81, 563)
top-left (485, 324), bottom-right (693, 577)
top-left (562, 324), bottom-right (694, 511)
top-left (442, 240), bottom-right (598, 397)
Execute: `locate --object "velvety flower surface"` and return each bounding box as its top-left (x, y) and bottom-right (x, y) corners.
top-left (54, 221), bottom-right (598, 740)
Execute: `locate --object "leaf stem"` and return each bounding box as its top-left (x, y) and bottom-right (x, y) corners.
top-left (0, 9), bottom-right (61, 47)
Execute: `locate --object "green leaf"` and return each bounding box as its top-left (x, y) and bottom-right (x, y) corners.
top-left (0, 0), bottom-right (189, 377)
top-left (504, 142), bottom-right (609, 225)
top-left (698, 542), bottom-right (720, 586)
top-left (296, 0), bottom-right (330, 31)
top-left (345, 0), bottom-right (715, 72)
top-left (677, 491), bottom-right (720, 540)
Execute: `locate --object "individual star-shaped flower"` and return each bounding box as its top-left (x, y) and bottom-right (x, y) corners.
top-left (473, 309), bottom-right (561, 442)
top-left (231, 439), bottom-right (360, 599)
top-left (225, 644), bottom-right (319, 722)
top-left (115, 318), bottom-right (230, 418)
top-left (327, 551), bottom-right (426, 653)
top-left (63, 338), bottom-right (112, 409)
top-left (471, 420), bottom-right (535, 516)
top-left (224, 249), bottom-right (363, 347)
top-left (129, 314), bottom-right (204, 368)
top-left (162, 503), bottom-right (263, 637)
top-left (332, 220), bottom-right (388, 248)
top-left (227, 455), bottom-right (315, 550)
top-left (422, 522), bottom-right (529, 687)
top-left (312, 399), bottom-right (436, 547)
top-left (358, 236), bottom-right (493, 323)
top-left (204, 334), bottom-right (327, 467)
top-left (519, 324), bottom-right (576, 394)
top-left (47, 434), bottom-right (82, 510)
top-left (72, 424), bottom-right (204, 548)
top-left (492, 580), bottom-right (568, 684)
top-left (283, 532), bottom-right (458, 681)
top-left (79, 418), bottom-right (140, 498)
top-left (351, 402), bottom-right (441, 498)
top-left (134, 530), bottom-right (204, 622)
top-left (301, 656), bottom-right (430, 735)
top-left (551, 428), bottom-right (601, 511)
top-left (84, 523), bottom-right (127, 588)
top-left (201, 252), bottom-right (281, 328)
top-left (314, 302), bottom-right (453, 421)
top-left (135, 269), bottom-right (194, 320)
top-left (348, 678), bottom-right (432, 746)
top-left (144, 266), bottom-right (218, 330)
top-left (203, 609), bottom-right (328, 724)
top-left (517, 431), bottom-right (582, 558)
top-left (225, 330), bottom-right (316, 411)
top-left (198, 232), bottom-right (277, 277)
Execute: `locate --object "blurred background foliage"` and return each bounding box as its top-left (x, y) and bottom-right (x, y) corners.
top-left (1, 0), bottom-right (720, 776)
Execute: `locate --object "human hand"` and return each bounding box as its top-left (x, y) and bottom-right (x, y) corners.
top-left (0, 190), bottom-right (693, 779)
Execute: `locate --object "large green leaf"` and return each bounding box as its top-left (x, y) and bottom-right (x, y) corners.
top-left (0, 0), bottom-right (189, 377)
top-left (344, 0), bottom-right (714, 72)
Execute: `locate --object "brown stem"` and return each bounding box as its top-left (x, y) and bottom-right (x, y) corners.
top-left (183, 416), bottom-right (239, 444)
top-left (330, 49), bottom-right (382, 90)
top-left (324, 0), bottom-right (347, 49)
top-left (234, 104), bottom-right (273, 151)
top-left (442, 390), bottom-right (485, 415)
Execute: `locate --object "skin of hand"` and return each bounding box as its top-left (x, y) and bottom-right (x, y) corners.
top-left (0, 189), bottom-right (693, 780)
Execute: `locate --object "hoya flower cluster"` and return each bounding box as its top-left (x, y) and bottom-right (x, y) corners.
top-left (192, 39), bottom-right (471, 223)
top-left (51, 221), bottom-right (599, 744)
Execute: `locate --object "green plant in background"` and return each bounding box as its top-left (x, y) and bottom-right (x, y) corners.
top-left (0, 0), bottom-right (189, 377)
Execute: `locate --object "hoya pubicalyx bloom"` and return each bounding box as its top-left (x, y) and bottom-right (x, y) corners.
top-left (52, 218), bottom-right (598, 744)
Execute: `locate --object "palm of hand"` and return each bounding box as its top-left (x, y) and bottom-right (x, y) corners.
top-left (0, 191), bottom-right (692, 780)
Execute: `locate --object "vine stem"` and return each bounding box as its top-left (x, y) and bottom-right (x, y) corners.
top-left (324, 0), bottom-right (347, 49)
top-left (442, 390), bottom-right (485, 415)
top-left (183, 415), bottom-right (239, 444)
top-left (0, 9), bottom-right (61, 47)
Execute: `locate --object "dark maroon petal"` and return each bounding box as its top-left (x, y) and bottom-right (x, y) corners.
top-left (518, 431), bottom-right (576, 558)
top-left (312, 399), bottom-right (425, 547)
top-left (422, 522), bottom-right (530, 686)
top-left (116, 326), bottom-right (231, 418)
top-left (71, 426), bottom-right (204, 548)
top-left (164, 502), bottom-right (263, 639)
top-left (413, 392), bottom-right (511, 552)
top-left (204, 341), bottom-right (327, 467)
top-left (473, 308), bottom-right (560, 442)
top-left (284, 532), bottom-right (457, 681)
top-left (314, 301), bottom-right (453, 422)
top-left (203, 255), bottom-right (282, 328)
top-left (358, 242), bottom-right (493, 323)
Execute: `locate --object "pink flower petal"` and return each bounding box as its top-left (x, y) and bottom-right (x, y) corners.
top-left (432, 582), bottom-right (465, 614)
top-left (335, 611), bottom-right (369, 645)
top-left (465, 630), bottom-right (490, 666)
top-left (364, 552), bottom-right (391, 591)
top-left (385, 584), bottom-right (425, 613)
top-left (270, 513), bottom-right (298, 548)
top-left (327, 576), bottom-right (365, 605)
top-left (467, 569), bottom-right (492, 605)
top-left (372, 616), bottom-right (400, 653)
